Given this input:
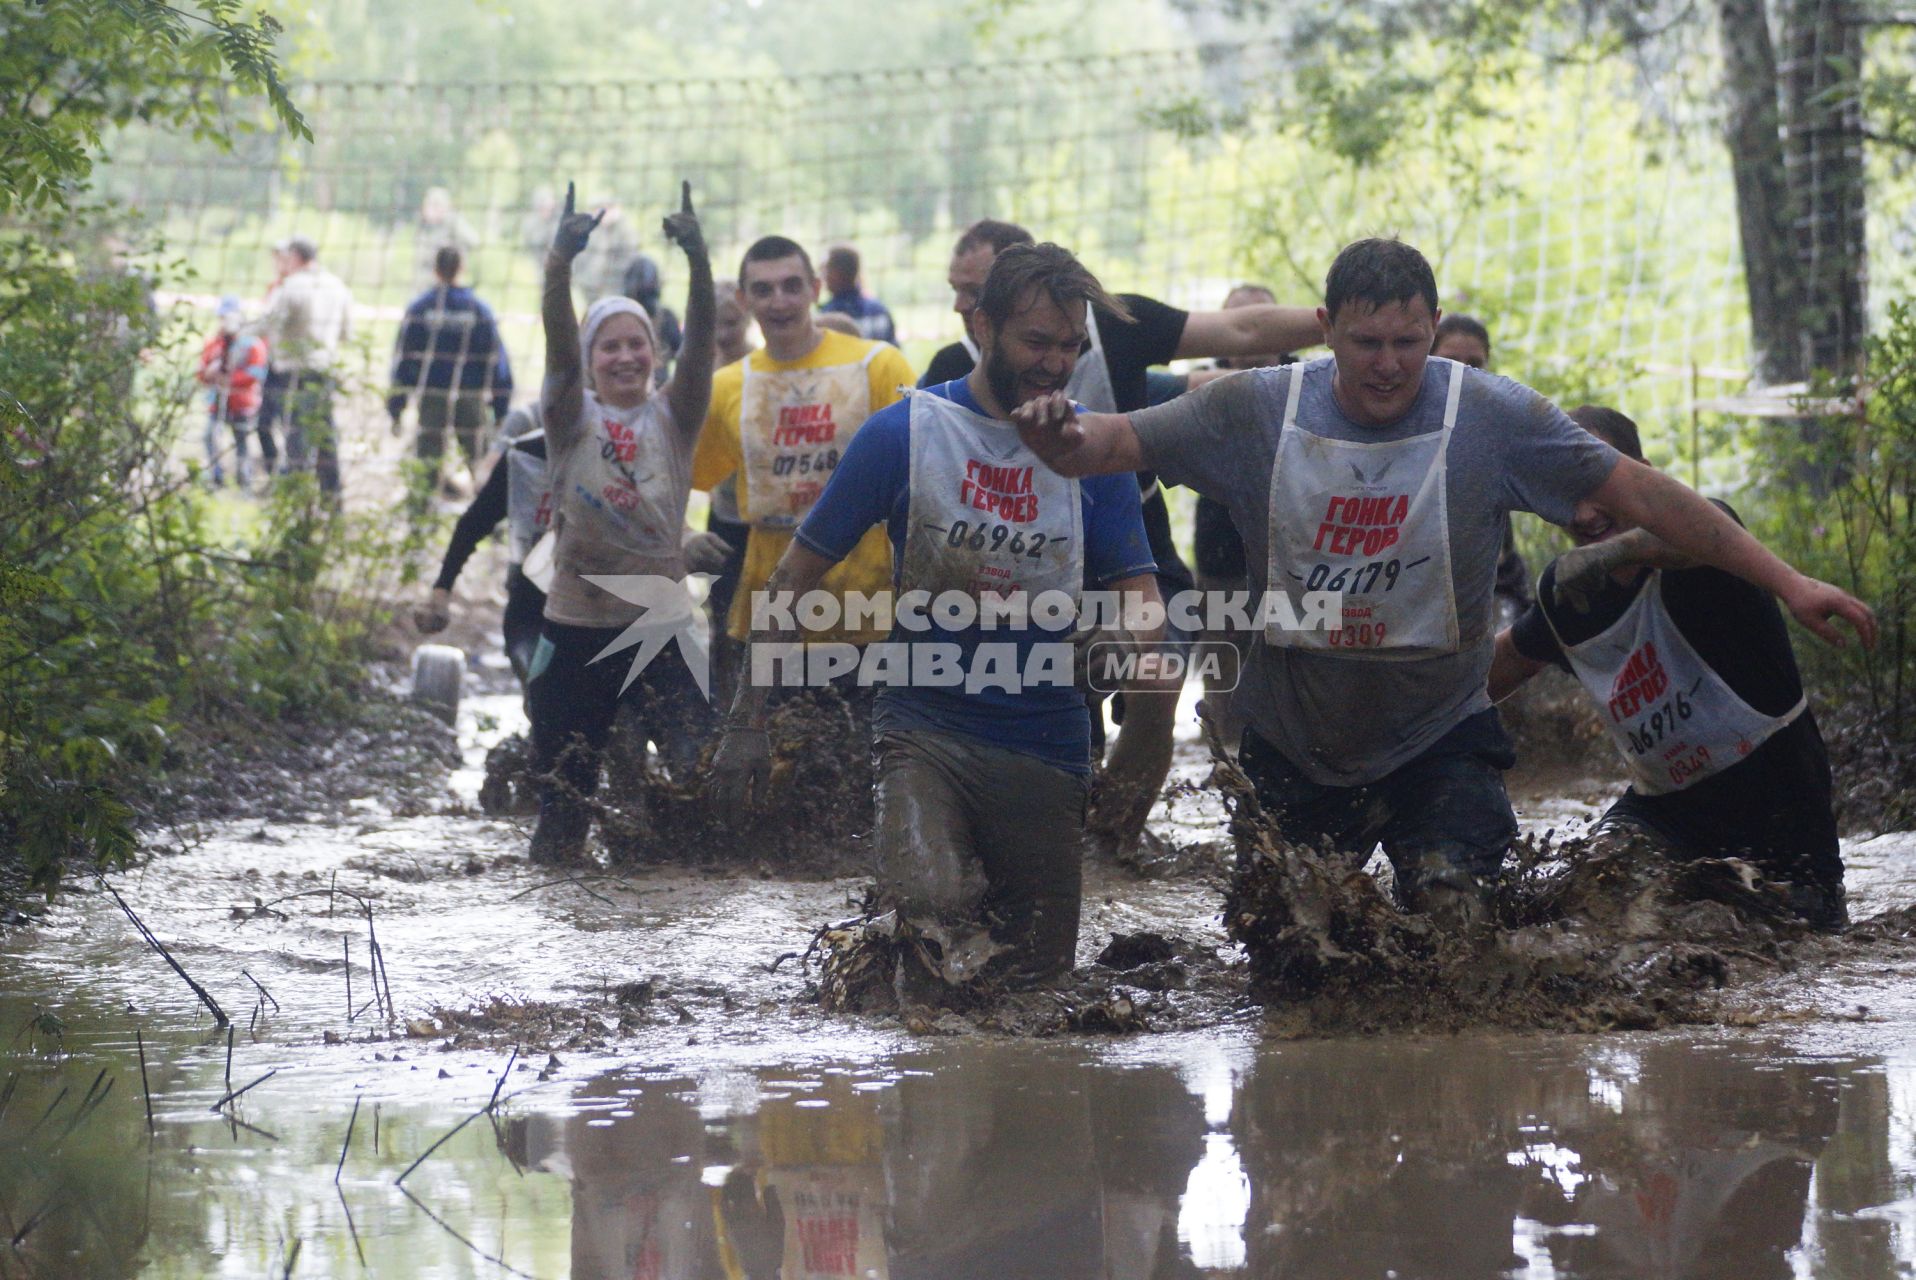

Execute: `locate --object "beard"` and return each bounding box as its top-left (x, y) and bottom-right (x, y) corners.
top-left (983, 346), bottom-right (1027, 412)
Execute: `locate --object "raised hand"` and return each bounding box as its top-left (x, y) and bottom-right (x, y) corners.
top-left (661, 180), bottom-right (705, 260)
top-left (550, 181), bottom-right (605, 260)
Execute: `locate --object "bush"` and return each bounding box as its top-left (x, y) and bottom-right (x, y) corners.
top-left (0, 215), bottom-right (433, 892)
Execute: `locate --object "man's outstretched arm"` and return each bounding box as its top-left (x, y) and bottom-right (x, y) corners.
top-left (1585, 458), bottom-right (1876, 648)
top-left (1011, 392), bottom-right (1144, 478)
top-left (1174, 304), bottom-right (1321, 361)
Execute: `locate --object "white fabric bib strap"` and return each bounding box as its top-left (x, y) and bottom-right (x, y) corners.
top-left (1263, 358), bottom-right (1463, 658)
top-left (1061, 304), bottom-right (1116, 414)
top-left (739, 345), bottom-right (881, 529)
top-left (1549, 571), bottom-right (1806, 794)
top-left (900, 390), bottom-right (1084, 609)
top-left (502, 427), bottom-right (551, 565)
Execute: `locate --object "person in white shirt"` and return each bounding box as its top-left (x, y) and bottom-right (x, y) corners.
top-left (260, 233), bottom-right (354, 494)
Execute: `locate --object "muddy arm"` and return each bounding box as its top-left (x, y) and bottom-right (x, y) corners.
top-left (1488, 629), bottom-right (1547, 704)
top-left (1174, 303), bottom-right (1321, 360)
top-left (1584, 458), bottom-right (1876, 649)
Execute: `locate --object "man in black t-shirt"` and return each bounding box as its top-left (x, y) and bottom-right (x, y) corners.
top-left (1488, 405), bottom-right (1847, 928)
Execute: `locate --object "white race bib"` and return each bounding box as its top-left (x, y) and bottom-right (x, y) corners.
top-left (900, 390), bottom-right (1084, 610)
top-left (501, 426), bottom-right (551, 565)
top-left (552, 391), bottom-right (683, 565)
top-left (739, 348), bottom-right (879, 529)
top-left (1264, 358), bottom-right (1462, 657)
top-left (1552, 571), bottom-right (1805, 795)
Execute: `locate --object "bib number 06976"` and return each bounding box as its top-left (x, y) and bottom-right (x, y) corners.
top-left (1305, 558), bottom-right (1400, 593)
top-left (771, 448), bottom-right (839, 478)
top-left (945, 519), bottom-right (1049, 559)
top-left (1627, 692), bottom-right (1694, 755)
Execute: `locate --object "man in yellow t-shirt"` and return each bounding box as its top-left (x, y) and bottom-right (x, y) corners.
top-left (693, 236), bottom-right (913, 645)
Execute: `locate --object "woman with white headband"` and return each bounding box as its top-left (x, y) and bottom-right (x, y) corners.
top-left (526, 181), bottom-right (715, 864)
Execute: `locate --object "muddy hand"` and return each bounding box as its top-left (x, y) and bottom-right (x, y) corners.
top-left (710, 725), bottom-right (772, 813)
top-left (1011, 391), bottom-right (1083, 464)
top-left (550, 180), bottom-right (606, 260)
top-left (681, 529), bottom-right (732, 575)
top-left (661, 180), bottom-right (705, 260)
top-left (1552, 541), bottom-right (1623, 615)
top-left (1782, 574), bottom-right (1877, 649)
top-left (414, 586), bottom-right (451, 634)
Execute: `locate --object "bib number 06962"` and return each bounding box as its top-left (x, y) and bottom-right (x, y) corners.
top-left (1305, 558), bottom-right (1401, 593)
top-left (945, 519), bottom-right (1049, 559)
top-left (771, 448), bottom-right (839, 478)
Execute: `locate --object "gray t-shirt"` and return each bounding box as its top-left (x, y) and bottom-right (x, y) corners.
top-left (1133, 357), bottom-right (1619, 785)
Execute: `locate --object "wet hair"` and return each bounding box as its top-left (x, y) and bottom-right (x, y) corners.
top-left (1433, 313), bottom-right (1490, 354)
top-left (739, 235), bottom-right (814, 285)
top-left (953, 219), bottom-right (1035, 258)
top-left (1323, 238), bottom-right (1439, 322)
top-left (976, 242), bottom-right (1132, 333)
top-left (824, 245), bottom-right (859, 278)
top-left (433, 245), bottom-right (462, 282)
top-left (1569, 404), bottom-right (1644, 461)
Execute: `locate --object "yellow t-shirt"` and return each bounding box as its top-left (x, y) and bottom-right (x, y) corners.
top-left (693, 329), bottom-right (914, 642)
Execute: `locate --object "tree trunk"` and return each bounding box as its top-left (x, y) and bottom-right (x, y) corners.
top-left (1781, 0), bottom-right (1868, 383)
top-left (1717, 0), bottom-right (1805, 385)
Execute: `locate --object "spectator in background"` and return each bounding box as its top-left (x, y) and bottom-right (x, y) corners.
top-left (196, 295), bottom-right (269, 490)
top-left (1431, 313), bottom-right (1530, 615)
top-left (259, 233), bottom-right (354, 495)
top-left (387, 245), bottom-right (514, 497)
top-left (413, 186), bottom-right (480, 289)
top-left (521, 185), bottom-right (560, 260)
top-left (820, 244), bottom-right (897, 344)
top-left (622, 253), bottom-right (684, 384)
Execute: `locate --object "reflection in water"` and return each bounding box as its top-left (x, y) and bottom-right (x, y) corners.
top-left (516, 1041), bottom-right (1909, 1280)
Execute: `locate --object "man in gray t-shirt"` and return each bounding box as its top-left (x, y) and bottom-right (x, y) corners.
top-left (1010, 238), bottom-right (1875, 927)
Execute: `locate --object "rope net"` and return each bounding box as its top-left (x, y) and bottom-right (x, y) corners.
top-left (99, 42), bottom-right (1763, 474)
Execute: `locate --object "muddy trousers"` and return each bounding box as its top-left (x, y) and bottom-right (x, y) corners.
top-left (874, 730), bottom-right (1091, 984)
top-left (526, 620), bottom-right (716, 860)
top-left (1237, 709), bottom-right (1518, 911)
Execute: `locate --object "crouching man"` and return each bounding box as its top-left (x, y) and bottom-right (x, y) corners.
top-left (711, 243), bottom-right (1176, 987)
top-left (1490, 405), bottom-right (1859, 929)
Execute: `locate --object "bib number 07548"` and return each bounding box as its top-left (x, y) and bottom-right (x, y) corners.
top-left (771, 448), bottom-right (839, 478)
top-left (945, 519), bottom-right (1049, 559)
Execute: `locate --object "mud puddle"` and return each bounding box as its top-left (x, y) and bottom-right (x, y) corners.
top-left (4, 682), bottom-right (1916, 1273)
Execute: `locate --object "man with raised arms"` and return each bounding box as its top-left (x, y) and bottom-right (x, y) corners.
top-left (1012, 237), bottom-right (1874, 928)
top-left (711, 244), bottom-right (1176, 989)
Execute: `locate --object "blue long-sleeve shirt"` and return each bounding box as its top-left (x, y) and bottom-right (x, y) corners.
top-left (388, 284), bottom-right (513, 420)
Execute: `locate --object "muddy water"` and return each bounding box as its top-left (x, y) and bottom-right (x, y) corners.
top-left (4, 685), bottom-right (1916, 1275)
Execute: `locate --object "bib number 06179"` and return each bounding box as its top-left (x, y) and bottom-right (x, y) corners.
top-left (946, 519), bottom-right (1049, 559)
top-left (1305, 558), bottom-right (1400, 593)
top-left (771, 448), bottom-right (839, 478)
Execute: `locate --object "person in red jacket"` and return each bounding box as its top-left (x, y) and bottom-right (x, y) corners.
top-left (197, 295), bottom-right (270, 489)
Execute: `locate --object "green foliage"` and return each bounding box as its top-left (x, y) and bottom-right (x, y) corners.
top-left (0, 0), bottom-right (438, 894)
top-left (1758, 300), bottom-right (1916, 736)
top-left (0, 221), bottom-right (434, 890)
top-left (0, 0), bottom-right (308, 215)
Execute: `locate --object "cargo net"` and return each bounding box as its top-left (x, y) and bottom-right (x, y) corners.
top-left (96, 42), bottom-right (1761, 473)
